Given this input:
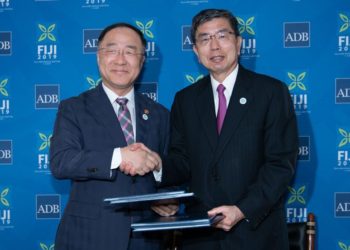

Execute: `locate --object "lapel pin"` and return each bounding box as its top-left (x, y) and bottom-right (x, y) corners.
top-left (143, 109), bottom-right (149, 120)
top-left (239, 97), bottom-right (247, 105)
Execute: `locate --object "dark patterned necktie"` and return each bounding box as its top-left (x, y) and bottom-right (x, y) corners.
top-left (116, 98), bottom-right (134, 145)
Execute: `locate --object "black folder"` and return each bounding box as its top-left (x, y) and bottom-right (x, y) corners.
top-left (104, 191), bottom-right (194, 205)
top-left (131, 213), bottom-right (224, 232)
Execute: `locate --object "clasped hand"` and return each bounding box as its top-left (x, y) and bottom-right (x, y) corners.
top-left (120, 143), bottom-right (161, 176)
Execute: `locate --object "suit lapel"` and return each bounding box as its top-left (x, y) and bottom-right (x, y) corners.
top-left (212, 67), bottom-right (253, 164)
top-left (86, 84), bottom-right (126, 146)
top-left (195, 76), bottom-right (218, 152)
top-left (134, 93), bottom-right (148, 143)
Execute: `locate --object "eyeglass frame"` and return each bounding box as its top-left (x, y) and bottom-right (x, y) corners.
top-left (195, 29), bottom-right (236, 46)
top-left (97, 45), bottom-right (145, 58)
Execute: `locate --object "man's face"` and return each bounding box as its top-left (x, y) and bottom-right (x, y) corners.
top-left (97, 27), bottom-right (145, 96)
top-left (193, 18), bottom-right (242, 82)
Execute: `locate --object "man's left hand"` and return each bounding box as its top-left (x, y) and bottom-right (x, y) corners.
top-left (207, 205), bottom-right (245, 231)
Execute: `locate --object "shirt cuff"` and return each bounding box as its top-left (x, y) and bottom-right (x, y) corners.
top-left (153, 167), bottom-right (162, 182)
top-left (111, 148), bottom-right (122, 170)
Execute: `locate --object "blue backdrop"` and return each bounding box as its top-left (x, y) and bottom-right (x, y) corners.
top-left (1, 0), bottom-right (349, 249)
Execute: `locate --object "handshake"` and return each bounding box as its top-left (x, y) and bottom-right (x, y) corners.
top-left (120, 143), bottom-right (162, 176)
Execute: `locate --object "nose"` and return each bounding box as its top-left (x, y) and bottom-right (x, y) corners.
top-left (112, 52), bottom-right (127, 65)
top-left (209, 36), bottom-right (220, 50)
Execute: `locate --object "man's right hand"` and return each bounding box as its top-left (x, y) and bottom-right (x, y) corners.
top-left (120, 143), bottom-right (161, 176)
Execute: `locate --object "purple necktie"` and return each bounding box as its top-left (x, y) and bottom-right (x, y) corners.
top-left (217, 84), bottom-right (227, 134)
top-left (116, 98), bottom-right (135, 145)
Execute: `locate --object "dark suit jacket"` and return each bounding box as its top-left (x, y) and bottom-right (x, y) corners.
top-left (162, 66), bottom-right (298, 250)
top-left (50, 84), bottom-right (169, 250)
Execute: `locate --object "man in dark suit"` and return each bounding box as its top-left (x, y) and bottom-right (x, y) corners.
top-left (124, 9), bottom-right (298, 250)
top-left (50, 23), bottom-right (170, 250)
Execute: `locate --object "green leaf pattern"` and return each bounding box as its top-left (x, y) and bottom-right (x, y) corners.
top-left (338, 241), bottom-right (350, 250)
top-left (135, 20), bottom-right (154, 38)
top-left (237, 16), bottom-right (255, 35)
top-left (287, 185), bottom-right (306, 204)
top-left (338, 128), bottom-right (350, 147)
top-left (288, 72), bottom-right (307, 90)
top-left (339, 14), bottom-right (350, 33)
top-left (1, 188), bottom-right (9, 207)
top-left (38, 24), bottom-right (56, 42)
top-left (39, 133), bottom-right (52, 151)
top-left (0, 78), bottom-right (9, 96)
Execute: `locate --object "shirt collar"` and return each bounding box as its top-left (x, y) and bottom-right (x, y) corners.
top-left (102, 83), bottom-right (135, 106)
top-left (210, 64), bottom-right (239, 95)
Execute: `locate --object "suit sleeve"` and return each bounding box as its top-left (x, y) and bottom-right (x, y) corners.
top-left (237, 82), bottom-right (298, 228)
top-left (161, 93), bottom-right (191, 186)
top-left (49, 100), bottom-right (115, 181)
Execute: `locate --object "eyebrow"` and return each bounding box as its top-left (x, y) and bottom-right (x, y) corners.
top-left (102, 43), bottom-right (138, 51)
top-left (197, 28), bottom-right (231, 37)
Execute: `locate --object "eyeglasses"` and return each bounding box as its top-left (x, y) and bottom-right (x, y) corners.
top-left (196, 30), bottom-right (235, 46)
top-left (98, 46), bottom-right (144, 58)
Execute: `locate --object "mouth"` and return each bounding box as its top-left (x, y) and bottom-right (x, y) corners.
top-left (209, 55), bottom-right (225, 63)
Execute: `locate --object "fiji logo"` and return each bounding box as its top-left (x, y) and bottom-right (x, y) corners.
top-left (339, 13), bottom-right (350, 33)
top-left (287, 72), bottom-right (307, 91)
top-left (136, 20), bottom-right (154, 39)
top-left (40, 243), bottom-right (54, 250)
top-left (38, 24), bottom-right (56, 42)
top-left (86, 77), bottom-right (101, 89)
top-left (0, 78), bottom-right (8, 96)
top-left (338, 242), bottom-right (350, 250)
top-left (0, 188), bottom-right (9, 207)
top-left (185, 74), bottom-right (204, 84)
top-left (237, 17), bottom-right (255, 35)
top-left (338, 128), bottom-right (350, 147)
top-left (39, 133), bottom-right (52, 151)
top-left (287, 185), bottom-right (306, 205)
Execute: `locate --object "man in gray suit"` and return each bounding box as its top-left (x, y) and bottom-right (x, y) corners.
top-left (123, 9), bottom-right (298, 250)
top-left (50, 22), bottom-right (171, 250)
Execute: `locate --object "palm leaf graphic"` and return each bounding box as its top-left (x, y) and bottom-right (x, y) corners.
top-left (48, 33), bottom-right (56, 42)
top-left (135, 21), bottom-right (145, 30)
top-left (287, 195), bottom-right (296, 204)
top-left (340, 23), bottom-right (349, 33)
top-left (47, 24), bottom-right (56, 32)
top-left (339, 14), bottom-right (349, 23)
top-left (38, 33), bottom-right (47, 42)
top-left (246, 26), bottom-right (255, 35)
top-left (40, 243), bottom-right (49, 250)
top-left (288, 72), bottom-right (297, 81)
top-left (38, 24), bottom-right (47, 33)
top-left (196, 75), bottom-right (204, 81)
top-left (0, 79), bottom-right (8, 87)
top-left (297, 72), bottom-right (306, 81)
top-left (49, 244), bottom-right (55, 250)
top-left (338, 242), bottom-right (347, 250)
top-left (297, 82), bottom-right (306, 91)
top-left (39, 133), bottom-right (47, 141)
top-left (339, 128), bottom-right (348, 137)
top-left (246, 17), bottom-right (255, 26)
top-left (0, 88), bottom-right (8, 96)
top-left (145, 20), bottom-right (154, 29)
top-left (287, 186), bottom-right (296, 195)
top-left (288, 82), bottom-right (297, 90)
top-left (186, 75), bottom-right (195, 83)
top-left (145, 30), bottom-right (154, 39)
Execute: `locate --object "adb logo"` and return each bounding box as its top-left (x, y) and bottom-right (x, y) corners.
top-left (83, 29), bottom-right (102, 54)
top-left (0, 140), bottom-right (12, 165)
top-left (336, 128), bottom-right (350, 171)
top-left (284, 22), bottom-right (310, 48)
top-left (135, 82), bottom-right (157, 101)
top-left (335, 78), bottom-right (350, 104)
top-left (182, 25), bottom-right (193, 51)
top-left (35, 84), bottom-right (60, 109)
top-left (335, 192), bottom-right (350, 217)
top-left (136, 20), bottom-right (158, 60)
top-left (0, 31), bottom-right (11, 55)
top-left (336, 13), bottom-right (350, 56)
top-left (237, 16), bottom-right (258, 58)
top-left (36, 194), bottom-right (61, 219)
top-left (285, 184), bottom-right (308, 223)
top-left (287, 71), bottom-right (309, 114)
top-left (298, 136), bottom-right (310, 161)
